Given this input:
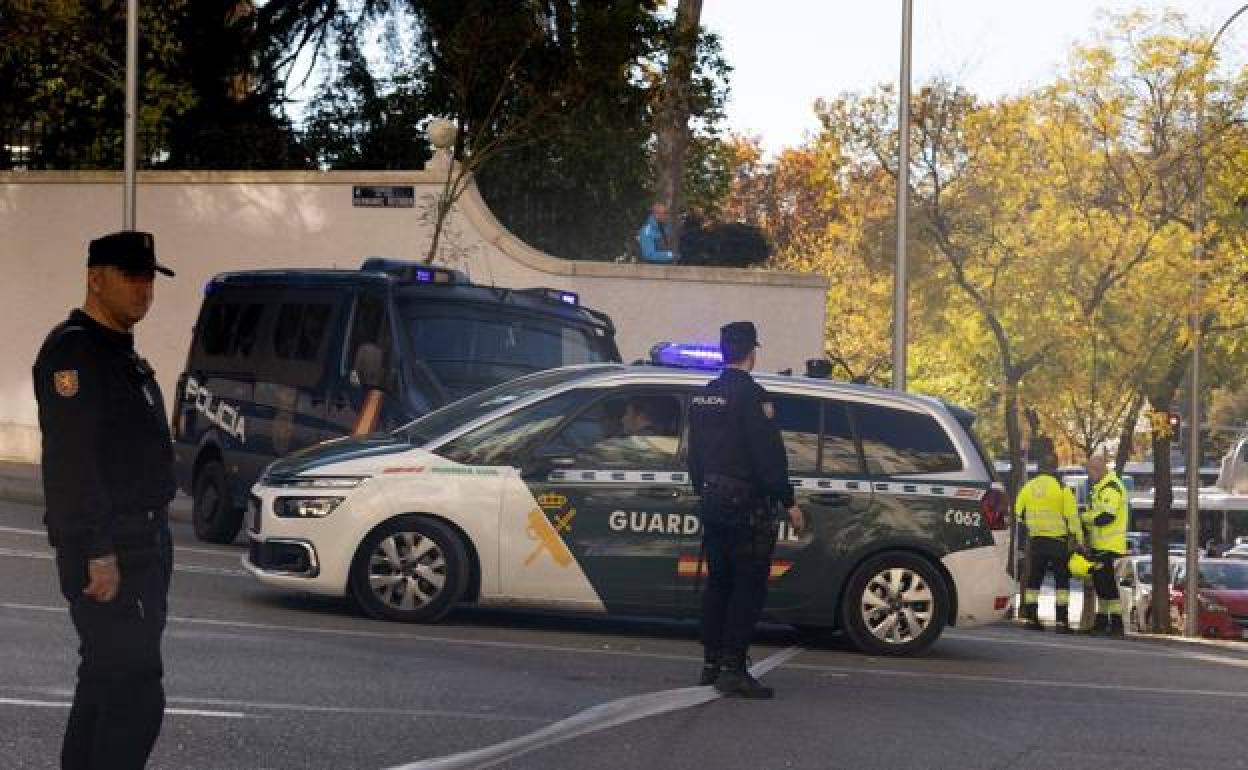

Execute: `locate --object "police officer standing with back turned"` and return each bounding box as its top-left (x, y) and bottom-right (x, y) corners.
top-left (33, 231), bottom-right (176, 769)
top-left (688, 321), bottom-right (804, 699)
top-left (1015, 439), bottom-right (1082, 634)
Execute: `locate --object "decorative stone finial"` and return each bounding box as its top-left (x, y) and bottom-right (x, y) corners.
top-left (426, 118), bottom-right (457, 172)
top-left (428, 118), bottom-right (456, 149)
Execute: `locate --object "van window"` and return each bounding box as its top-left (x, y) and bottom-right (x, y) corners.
top-left (194, 301), bottom-right (264, 372)
top-left (853, 403), bottom-right (962, 475)
top-left (345, 293), bottom-right (391, 377)
top-left (274, 303), bottom-right (333, 361)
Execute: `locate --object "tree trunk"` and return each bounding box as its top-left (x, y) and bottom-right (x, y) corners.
top-left (1004, 379), bottom-right (1026, 498)
top-left (652, 0), bottom-right (702, 259)
top-left (1114, 392), bottom-right (1145, 474)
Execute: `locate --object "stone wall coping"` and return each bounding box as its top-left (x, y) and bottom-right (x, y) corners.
top-left (1, 170), bottom-right (829, 289)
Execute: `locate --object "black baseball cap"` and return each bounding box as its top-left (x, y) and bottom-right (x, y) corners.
top-left (88, 231), bottom-right (174, 277)
top-left (720, 321), bottom-right (760, 349)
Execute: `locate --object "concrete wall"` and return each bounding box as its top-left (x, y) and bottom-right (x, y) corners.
top-left (0, 168), bottom-right (828, 463)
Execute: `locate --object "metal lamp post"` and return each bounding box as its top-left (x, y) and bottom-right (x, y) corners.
top-left (893, 0), bottom-right (913, 391)
top-left (1185, 4), bottom-right (1248, 638)
top-left (123, 0), bottom-right (138, 229)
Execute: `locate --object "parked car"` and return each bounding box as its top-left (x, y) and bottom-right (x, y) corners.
top-left (1117, 555), bottom-right (1182, 632)
top-left (1116, 556), bottom-right (1155, 633)
top-left (1169, 560), bottom-right (1248, 639)
top-left (1221, 544), bottom-right (1248, 560)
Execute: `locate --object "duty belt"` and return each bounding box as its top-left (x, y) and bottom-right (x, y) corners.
top-left (703, 473), bottom-right (755, 498)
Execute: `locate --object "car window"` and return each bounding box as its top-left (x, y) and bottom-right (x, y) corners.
top-left (436, 391), bottom-right (585, 467)
top-left (821, 400), bottom-right (862, 475)
top-left (853, 403), bottom-right (963, 475)
top-left (539, 392), bottom-right (682, 469)
top-left (770, 397), bottom-right (819, 474)
top-left (398, 367), bottom-right (611, 445)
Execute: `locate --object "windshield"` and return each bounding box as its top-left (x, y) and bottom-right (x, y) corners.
top-left (398, 300), bottom-right (618, 400)
top-left (396, 366), bottom-right (615, 445)
top-left (1196, 562), bottom-right (1248, 590)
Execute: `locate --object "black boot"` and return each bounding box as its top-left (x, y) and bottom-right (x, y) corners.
top-left (1108, 614), bottom-right (1125, 639)
top-left (1054, 606), bottom-right (1072, 634)
top-left (1089, 613), bottom-right (1109, 636)
top-left (1022, 603), bottom-right (1044, 631)
top-left (714, 655), bottom-right (774, 699)
top-left (697, 652), bottom-right (722, 686)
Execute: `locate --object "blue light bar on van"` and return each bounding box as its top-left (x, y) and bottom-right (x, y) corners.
top-left (650, 342), bottom-right (723, 369)
top-left (359, 258), bottom-right (462, 285)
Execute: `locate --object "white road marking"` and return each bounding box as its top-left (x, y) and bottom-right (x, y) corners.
top-left (0, 697), bottom-right (245, 718)
top-left (387, 645), bottom-right (807, 770)
top-left (0, 547), bottom-right (246, 577)
top-left (786, 660), bottom-right (1248, 700)
top-left (0, 525), bottom-right (240, 558)
top-left (6, 687), bottom-right (543, 724)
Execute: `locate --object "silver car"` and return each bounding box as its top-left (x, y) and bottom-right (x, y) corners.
top-left (1117, 555), bottom-right (1181, 632)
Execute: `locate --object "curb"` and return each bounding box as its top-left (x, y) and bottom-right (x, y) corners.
top-left (1008, 618), bottom-right (1248, 653)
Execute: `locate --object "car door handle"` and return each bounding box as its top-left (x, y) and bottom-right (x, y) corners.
top-left (638, 487), bottom-right (680, 500)
top-left (810, 492), bottom-right (851, 506)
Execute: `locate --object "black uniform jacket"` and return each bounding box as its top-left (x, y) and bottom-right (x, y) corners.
top-left (33, 310), bottom-right (176, 558)
top-left (687, 367), bottom-right (794, 507)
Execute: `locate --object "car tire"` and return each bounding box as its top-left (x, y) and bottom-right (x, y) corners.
top-left (192, 460), bottom-right (243, 544)
top-left (350, 516), bottom-right (469, 623)
top-left (840, 550), bottom-right (948, 657)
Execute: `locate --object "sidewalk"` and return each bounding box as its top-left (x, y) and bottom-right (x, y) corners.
top-left (1026, 582), bottom-right (1248, 653)
top-left (0, 460), bottom-right (192, 520)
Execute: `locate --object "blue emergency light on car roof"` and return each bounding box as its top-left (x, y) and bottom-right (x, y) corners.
top-left (649, 342), bottom-right (724, 369)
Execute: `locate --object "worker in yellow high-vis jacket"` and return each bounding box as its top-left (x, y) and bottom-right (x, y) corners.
top-left (1015, 444), bottom-right (1082, 633)
top-left (1081, 455), bottom-right (1129, 638)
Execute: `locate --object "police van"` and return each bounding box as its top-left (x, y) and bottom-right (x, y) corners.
top-left (172, 259), bottom-right (620, 544)
top-left (243, 348), bottom-right (1014, 656)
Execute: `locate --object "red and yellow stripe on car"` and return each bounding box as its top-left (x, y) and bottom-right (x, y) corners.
top-left (676, 555), bottom-right (793, 581)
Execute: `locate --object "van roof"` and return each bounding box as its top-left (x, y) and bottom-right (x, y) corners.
top-left (206, 267), bottom-right (614, 332)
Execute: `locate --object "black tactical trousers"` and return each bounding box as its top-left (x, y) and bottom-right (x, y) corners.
top-left (55, 525), bottom-right (172, 770)
top-left (700, 498), bottom-right (777, 660)
top-left (1090, 550), bottom-right (1121, 609)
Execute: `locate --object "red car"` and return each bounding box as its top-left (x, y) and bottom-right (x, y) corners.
top-left (1169, 559), bottom-right (1248, 640)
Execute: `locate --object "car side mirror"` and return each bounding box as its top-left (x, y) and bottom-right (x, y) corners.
top-left (352, 343), bottom-right (388, 390)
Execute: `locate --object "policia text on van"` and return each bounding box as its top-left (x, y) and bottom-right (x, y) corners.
top-left (173, 260), bottom-right (620, 544)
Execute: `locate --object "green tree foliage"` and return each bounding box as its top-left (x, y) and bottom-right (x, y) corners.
top-left (0, 1), bottom-right (301, 169)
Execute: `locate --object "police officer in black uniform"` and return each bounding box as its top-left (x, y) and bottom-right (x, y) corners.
top-left (688, 321), bottom-right (804, 699)
top-left (33, 231), bottom-right (176, 769)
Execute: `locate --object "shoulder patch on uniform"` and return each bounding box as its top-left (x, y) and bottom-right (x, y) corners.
top-left (53, 370), bottom-right (79, 398)
top-left (762, 402), bottom-right (775, 419)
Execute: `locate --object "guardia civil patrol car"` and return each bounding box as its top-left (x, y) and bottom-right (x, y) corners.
top-left (173, 260), bottom-right (619, 545)
top-left (244, 352), bottom-right (1014, 656)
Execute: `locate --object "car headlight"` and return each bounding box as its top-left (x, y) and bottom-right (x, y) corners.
top-left (274, 496), bottom-right (345, 518)
top-left (267, 476), bottom-right (368, 489)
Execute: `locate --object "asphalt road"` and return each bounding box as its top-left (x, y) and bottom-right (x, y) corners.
top-left (3, 498), bottom-right (1247, 770)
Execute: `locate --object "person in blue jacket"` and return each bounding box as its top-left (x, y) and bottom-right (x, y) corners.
top-left (637, 202), bottom-right (675, 264)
